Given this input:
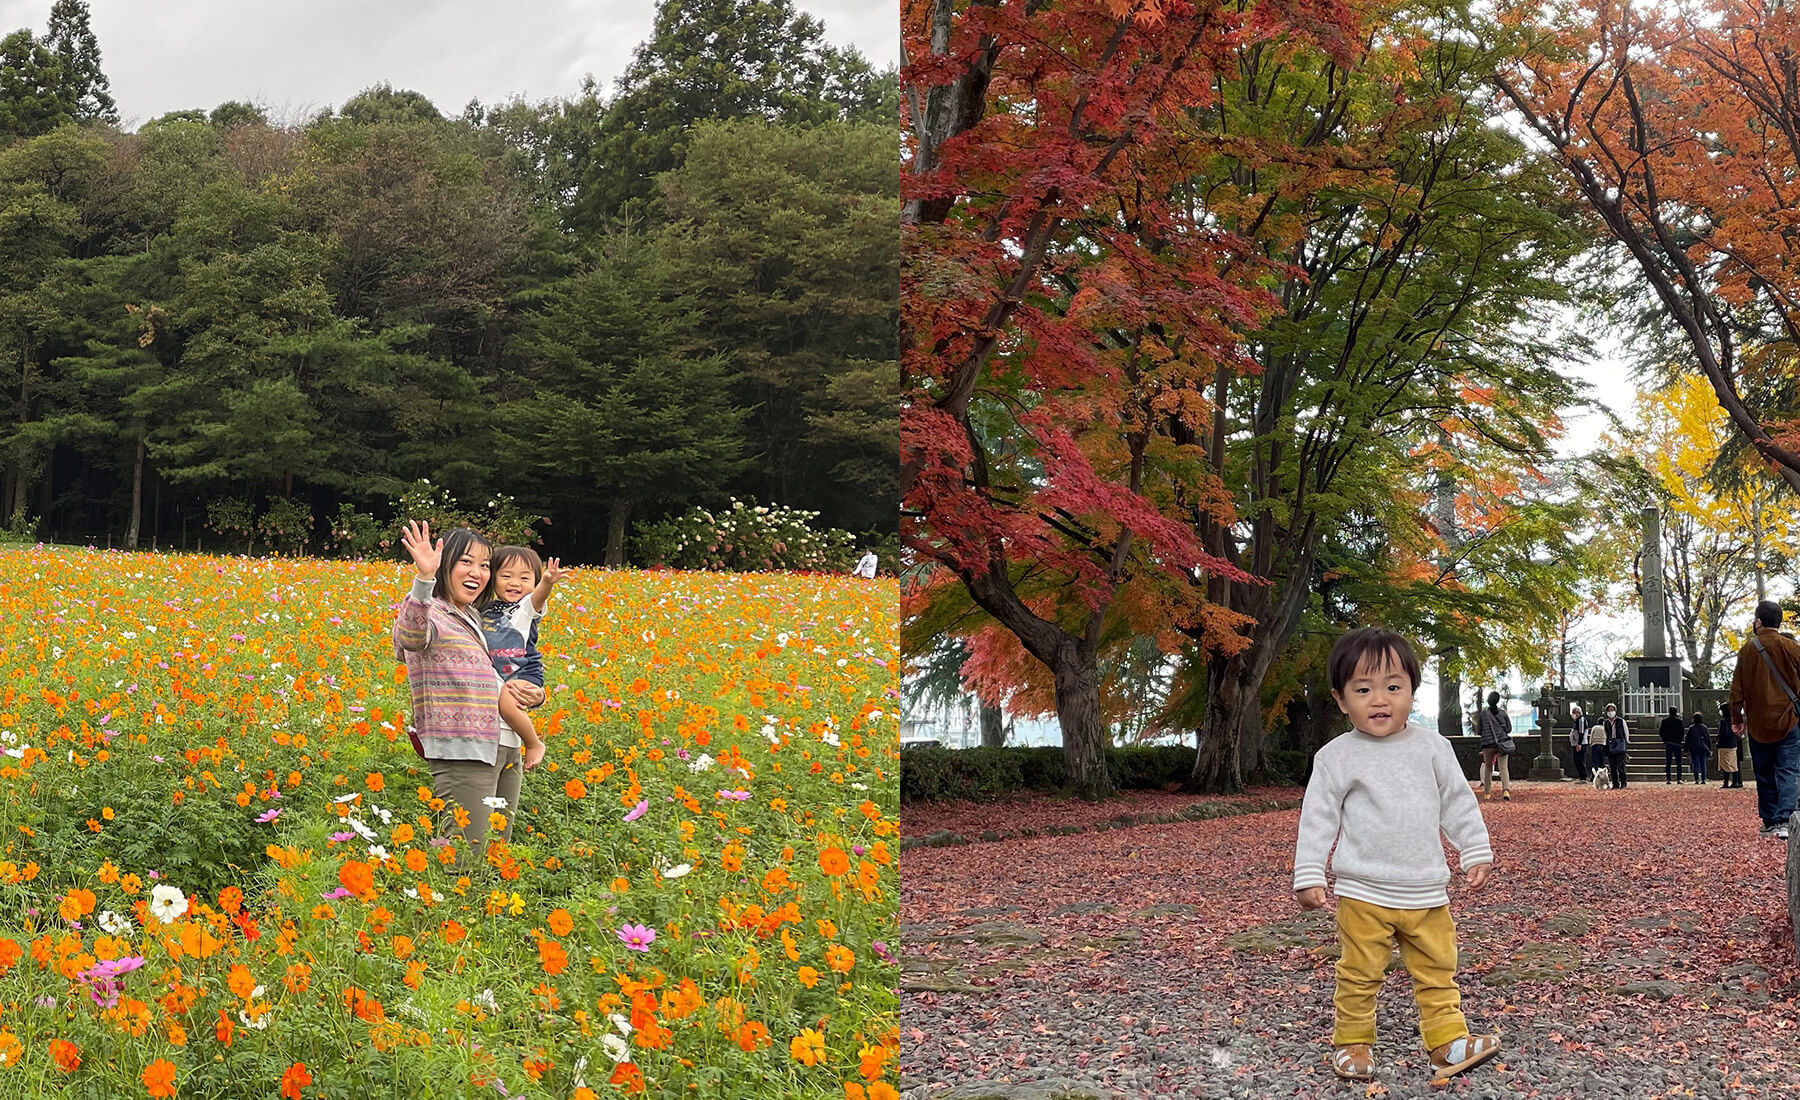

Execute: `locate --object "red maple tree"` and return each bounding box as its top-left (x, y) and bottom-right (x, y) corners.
top-left (901, 0), bottom-right (1361, 795)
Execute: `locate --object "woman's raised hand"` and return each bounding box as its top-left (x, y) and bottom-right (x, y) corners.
top-left (400, 520), bottom-right (442, 579)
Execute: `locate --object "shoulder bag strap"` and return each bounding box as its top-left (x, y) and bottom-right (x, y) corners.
top-left (1751, 633), bottom-right (1800, 715)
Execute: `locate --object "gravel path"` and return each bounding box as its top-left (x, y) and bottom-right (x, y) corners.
top-left (900, 783), bottom-right (1799, 1098)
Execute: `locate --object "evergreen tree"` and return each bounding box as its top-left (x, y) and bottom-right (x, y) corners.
top-left (575, 0), bottom-right (889, 227)
top-left (43, 0), bottom-right (114, 123)
top-left (0, 28), bottom-right (74, 140)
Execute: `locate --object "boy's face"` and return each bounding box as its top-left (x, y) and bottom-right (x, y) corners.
top-left (1331, 650), bottom-right (1414, 737)
top-left (495, 560), bottom-right (537, 603)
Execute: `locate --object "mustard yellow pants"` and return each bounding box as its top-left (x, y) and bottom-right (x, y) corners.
top-left (1333, 897), bottom-right (1468, 1050)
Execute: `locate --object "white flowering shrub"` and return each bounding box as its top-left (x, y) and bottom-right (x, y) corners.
top-left (633, 499), bottom-right (857, 572)
top-left (319, 503), bottom-right (384, 558)
top-left (386, 480), bottom-right (544, 550)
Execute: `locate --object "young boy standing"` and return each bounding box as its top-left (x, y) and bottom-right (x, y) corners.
top-left (1293, 627), bottom-right (1501, 1084)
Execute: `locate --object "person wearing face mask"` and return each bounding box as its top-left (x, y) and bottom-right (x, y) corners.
top-left (1600, 703), bottom-right (1630, 789)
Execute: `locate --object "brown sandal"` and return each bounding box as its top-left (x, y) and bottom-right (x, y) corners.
top-left (1428, 1033), bottom-right (1500, 1082)
top-left (1330, 1043), bottom-right (1375, 1080)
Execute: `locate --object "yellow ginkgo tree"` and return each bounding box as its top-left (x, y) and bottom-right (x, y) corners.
top-left (1610, 374), bottom-right (1800, 686)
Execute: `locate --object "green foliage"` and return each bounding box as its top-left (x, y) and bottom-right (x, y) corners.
top-left (899, 745), bottom-right (1196, 802)
top-left (633, 499), bottom-right (855, 572)
top-left (321, 503), bottom-right (384, 558)
top-left (0, 29), bottom-right (75, 140)
top-left (256, 495), bottom-right (313, 555)
top-left (388, 480), bottom-right (544, 549)
top-left (44, 0), bottom-right (114, 123)
top-left (204, 497), bottom-right (255, 548)
top-left (575, 0), bottom-right (892, 225)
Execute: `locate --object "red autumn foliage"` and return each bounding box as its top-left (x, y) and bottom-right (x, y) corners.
top-left (903, 783), bottom-right (1799, 1093)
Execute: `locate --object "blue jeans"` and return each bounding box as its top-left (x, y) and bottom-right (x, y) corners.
top-left (1689, 751), bottom-right (1707, 783)
top-left (1664, 744), bottom-right (1685, 781)
top-left (1747, 727), bottom-right (1800, 828)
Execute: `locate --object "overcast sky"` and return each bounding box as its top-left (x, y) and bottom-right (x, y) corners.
top-left (0, 0), bottom-right (897, 128)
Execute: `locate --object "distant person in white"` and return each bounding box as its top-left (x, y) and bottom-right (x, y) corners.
top-left (1293, 626), bottom-right (1500, 1085)
top-left (851, 549), bottom-right (878, 578)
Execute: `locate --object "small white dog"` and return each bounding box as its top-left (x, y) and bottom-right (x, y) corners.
top-left (1591, 760), bottom-right (1610, 791)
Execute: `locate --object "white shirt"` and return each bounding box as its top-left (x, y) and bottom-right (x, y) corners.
top-left (853, 552), bottom-right (878, 578)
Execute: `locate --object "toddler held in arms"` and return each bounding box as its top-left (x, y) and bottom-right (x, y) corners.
top-left (1292, 627), bottom-right (1500, 1084)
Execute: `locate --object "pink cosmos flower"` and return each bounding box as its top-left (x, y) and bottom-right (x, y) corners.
top-left (622, 800), bottom-right (648, 823)
top-left (617, 923), bottom-right (656, 952)
top-left (256, 808), bottom-right (280, 823)
top-left (717, 789), bottom-right (751, 801)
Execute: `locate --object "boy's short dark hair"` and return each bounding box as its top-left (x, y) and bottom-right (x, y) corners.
top-left (1327, 628), bottom-right (1422, 693)
top-left (490, 545), bottom-right (544, 586)
top-left (1757, 600), bottom-right (1782, 628)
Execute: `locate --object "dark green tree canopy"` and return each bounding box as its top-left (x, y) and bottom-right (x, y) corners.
top-left (43, 0), bottom-right (113, 123)
top-left (0, 28), bottom-right (74, 140)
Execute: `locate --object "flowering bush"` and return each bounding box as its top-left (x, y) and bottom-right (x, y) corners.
top-left (0, 547), bottom-right (899, 1097)
top-left (204, 498), bottom-right (257, 553)
top-left (256, 497), bottom-right (314, 557)
top-left (388, 480), bottom-right (545, 550)
top-left (320, 504), bottom-right (384, 559)
top-left (634, 500), bottom-right (856, 573)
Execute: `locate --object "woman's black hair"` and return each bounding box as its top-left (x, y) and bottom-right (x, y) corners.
top-left (434, 527), bottom-right (495, 606)
top-left (1486, 691), bottom-right (1501, 712)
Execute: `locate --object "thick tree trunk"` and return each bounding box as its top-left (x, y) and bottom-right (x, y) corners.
top-left (979, 703), bottom-right (1006, 748)
top-left (1438, 659), bottom-right (1463, 740)
top-left (1237, 691), bottom-right (1265, 779)
top-left (1191, 653), bottom-right (1250, 793)
top-left (1048, 641), bottom-right (1113, 799)
top-left (605, 499), bottom-right (632, 567)
top-left (125, 437), bottom-right (144, 550)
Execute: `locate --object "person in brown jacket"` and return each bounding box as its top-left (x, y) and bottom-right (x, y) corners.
top-left (1728, 600), bottom-right (1800, 840)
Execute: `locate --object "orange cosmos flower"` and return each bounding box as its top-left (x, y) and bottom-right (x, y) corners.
top-left (825, 944), bottom-right (855, 973)
top-left (142, 1057), bottom-right (177, 1097)
top-left (564, 778), bottom-right (587, 799)
top-left (818, 847), bottom-right (849, 876)
top-left (797, 966), bottom-right (820, 988)
top-left (547, 908), bottom-right (574, 936)
top-left (337, 860), bottom-right (374, 900)
top-left (608, 1062), bottom-right (646, 1094)
top-left (537, 938), bottom-right (569, 975)
top-left (279, 1063), bottom-right (312, 1099)
top-left (366, 772), bottom-right (385, 792)
top-left (48, 1037), bottom-right (79, 1072)
top-left (790, 1028), bottom-right (826, 1066)
top-left (226, 964), bottom-right (256, 1000)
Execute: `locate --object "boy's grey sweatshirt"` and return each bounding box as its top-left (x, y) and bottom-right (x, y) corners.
top-left (1292, 722), bottom-right (1492, 909)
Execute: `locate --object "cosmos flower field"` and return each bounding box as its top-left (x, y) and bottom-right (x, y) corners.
top-left (0, 546), bottom-right (899, 1099)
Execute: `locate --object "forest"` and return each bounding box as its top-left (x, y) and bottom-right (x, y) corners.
top-left (0, 0), bottom-right (899, 564)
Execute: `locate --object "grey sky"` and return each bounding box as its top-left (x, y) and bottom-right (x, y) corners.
top-left (0, 0), bottom-right (897, 128)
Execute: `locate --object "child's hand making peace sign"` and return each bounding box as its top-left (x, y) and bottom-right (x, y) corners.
top-left (400, 520), bottom-right (441, 579)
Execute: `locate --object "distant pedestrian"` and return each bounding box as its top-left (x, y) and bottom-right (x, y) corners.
top-left (851, 549), bottom-right (878, 578)
top-left (1601, 703), bottom-right (1630, 789)
top-left (1476, 692), bottom-right (1512, 803)
top-left (1686, 711), bottom-right (1712, 785)
top-left (1728, 600), bottom-right (1800, 839)
top-left (1661, 706), bottom-right (1687, 784)
top-left (1588, 706), bottom-right (1611, 784)
top-left (1717, 703), bottom-right (1744, 789)
top-left (1568, 704), bottom-right (1592, 782)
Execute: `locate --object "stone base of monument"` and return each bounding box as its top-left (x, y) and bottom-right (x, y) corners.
top-left (1528, 753), bottom-right (1565, 781)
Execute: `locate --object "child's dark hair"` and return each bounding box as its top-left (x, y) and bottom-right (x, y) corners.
top-left (434, 528), bottom-right (495, 605)
top-left (1327, 628), bottom-right (1422, 693)
top-left (491, 545), bottom-right (544, 586)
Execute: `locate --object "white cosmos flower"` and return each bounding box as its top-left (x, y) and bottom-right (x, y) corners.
top-left (367, 845), bottom-right (390, 862)
top-left (482, 796), bottom-right (509, 810)
top-left (148, 884), bottom-right (187, 924)
top-left (609, 1013), bottom-right (632, 1036)
top-left (663, 864), bottom-right (692, 879)
top-left (475, 989), bottom-right (498, 1012)
top-left (603, 1033), bottom-right (630, 1063)
top-left (348, 817), bottom-right (378, 841)
top-left (688, 754), bottom-right (714, 772)
top-left (98, 910), bottom-right (132, 935)
top-left (332, 793), bottom-right (360, 804)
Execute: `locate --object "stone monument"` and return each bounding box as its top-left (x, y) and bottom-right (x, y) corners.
top-left (1624, 506), bottom-right (1685, 715)
top-left (1527, 687), bottom-right (1564, 780)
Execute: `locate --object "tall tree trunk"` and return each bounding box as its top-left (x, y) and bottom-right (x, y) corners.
top-left (125, 436), bottom-right (144, 550)
top-left (1048, 640), bottom-right (1112, 799)
top-left (1434, 433), bottom-right (1464, 738)
top-left (1237, 691), bottom-right (1265, 779)
top-left (979, 703), bottom-right (1006, 747)
top-left (605, 499), bottom-right (632, 567)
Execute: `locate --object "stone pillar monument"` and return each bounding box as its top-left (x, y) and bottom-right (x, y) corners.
top-left (1528, 688), bottom-right (1564, 780)
top-left (1642, 505), bottom-right (1666, 659)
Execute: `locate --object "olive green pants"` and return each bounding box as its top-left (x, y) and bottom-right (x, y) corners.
top-left (428, 745), bottom-right (522, 855)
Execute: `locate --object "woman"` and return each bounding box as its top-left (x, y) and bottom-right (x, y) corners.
top-left (1601, 703), bottom-right (1630, 789)
top-left (393, 521), bottom-right (545, 856)
top-left (1717, 703), bottom-right (1743, 789)
top-left (1568, 703), bottom-right (1592, 782)
top-left (1477, 691), bottom-right (1513, 802)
